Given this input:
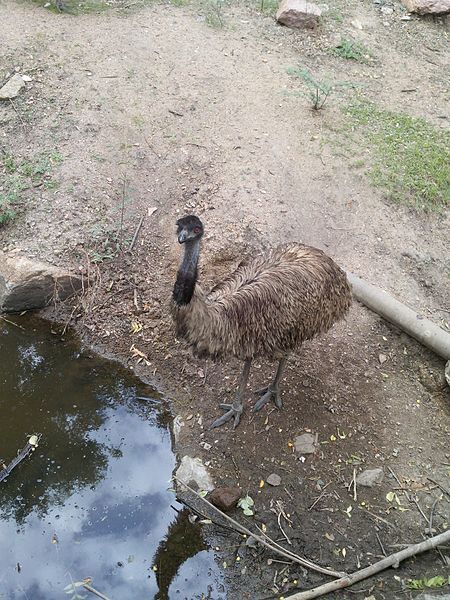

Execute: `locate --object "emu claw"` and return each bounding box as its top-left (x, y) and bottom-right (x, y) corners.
top-left (253, 386), bottom-right (282, 411)
top-left (210, 403), bottom-right (243, 429)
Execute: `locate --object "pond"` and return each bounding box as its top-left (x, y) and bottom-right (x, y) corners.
top-left (0, 316), bottom-right (224, 600)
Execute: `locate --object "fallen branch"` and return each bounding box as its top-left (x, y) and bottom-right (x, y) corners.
top-left (0, 434), bottom-right (42, 483)
top-left (174, 477), bottom-right (345, 578)
top-left (346, 272), bottom-right (450, 360)
top-left (285, 528), bottom-right (450, 600)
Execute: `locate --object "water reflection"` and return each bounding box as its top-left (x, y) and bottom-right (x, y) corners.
top-left (0, 318), bottom-right (224, 599)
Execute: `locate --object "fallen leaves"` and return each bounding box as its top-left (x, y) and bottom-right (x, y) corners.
top-left (237, 494), bottom-right (254, 516)
top-left (130, 344), bottom-right (151, 366)
top-left (130, 320), bottom-right (143, 334)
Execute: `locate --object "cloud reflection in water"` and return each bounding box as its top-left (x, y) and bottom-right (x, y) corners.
top-left (0, 318), bottom-right (224, 599)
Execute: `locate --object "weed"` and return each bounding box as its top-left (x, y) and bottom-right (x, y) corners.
top-left (288, 67), bottom-right (355, 111)
top-left (407, 575), bottom-right (450, 590)
top-left (204, 0), bottom-right (226, 27)
top-left (0, 149), bottom-right (63, 225)
top-left (259, 0), bottom-right (278, 14)
top-left (327, 7), bottom-right (344, 23)
top-left (331, 37), bottom-right (370, 62)
top-left (346, 102), bottom-right (450, 211)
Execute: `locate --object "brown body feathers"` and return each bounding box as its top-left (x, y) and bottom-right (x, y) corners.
top-left (172, 242), bottom-right (352, 361)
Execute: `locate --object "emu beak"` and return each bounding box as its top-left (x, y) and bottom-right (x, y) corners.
top-left (178, 229), bottom-right (188, 244)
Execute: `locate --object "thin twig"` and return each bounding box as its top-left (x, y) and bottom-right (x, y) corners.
top-left (375, 532), bottom-right (386, 557)
top-left (83, 584), bottom-right (112, 600)
top-left (129, 213), bottom-right (145, 251)
top-left (174, 477), bottom-right (345, 578)
top-left (411, 496), bottom-right (429, 525)
top-left (427, 477), bottom-right (450, 499)
top-left (429, 495), bottom-right (441, 534)
top-left (362, 509), bottom-right (395, 529)
top-left (286, 529), bottom-right (450, 600)
top-left (0, 316), bottom-right (26, 330)
top-left (387, 467), bottom-right (410, 501)
top-left (309, 482), bottom-right (332, 511)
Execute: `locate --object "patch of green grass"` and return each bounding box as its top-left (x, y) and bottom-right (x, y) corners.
top-left (346, 102), bottom-right (450, 211)
top-left (0, 149), bottom-right (63, 226)
top-left (331, 37), bottom-right (370, 62)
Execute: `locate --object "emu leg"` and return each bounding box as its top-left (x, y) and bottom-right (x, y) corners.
top-left (253, 357), bottom-right (287, 412)
top-left (210, 359), bottom-right (252, 429)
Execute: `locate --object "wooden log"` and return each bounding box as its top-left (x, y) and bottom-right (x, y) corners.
top-left (347, 271), bottom-right (450, 360)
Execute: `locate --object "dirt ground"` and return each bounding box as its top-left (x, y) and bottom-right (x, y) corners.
top-left (1, 0), bottom-right (449, 598)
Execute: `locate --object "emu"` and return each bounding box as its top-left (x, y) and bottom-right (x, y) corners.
top-left (171, 215), bottom-right (352, 429)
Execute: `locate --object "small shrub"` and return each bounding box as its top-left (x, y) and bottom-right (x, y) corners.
top-left (331, 37), bottom-right (369, 62)
top-left (288, 67), bottom-right (355, 111)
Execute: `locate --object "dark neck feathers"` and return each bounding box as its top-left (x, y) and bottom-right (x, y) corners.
top-left (173, 240), bottom-right (200, 306)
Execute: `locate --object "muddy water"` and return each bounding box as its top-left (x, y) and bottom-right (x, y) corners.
top-left (0, 317), bottom-right (224, 600)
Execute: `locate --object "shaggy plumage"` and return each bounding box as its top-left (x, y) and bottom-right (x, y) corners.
top-left (171, 215), bottom-right (352, 429)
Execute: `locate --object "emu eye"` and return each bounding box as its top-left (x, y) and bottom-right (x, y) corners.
top-left (193, 227), bottom-right (201, 234)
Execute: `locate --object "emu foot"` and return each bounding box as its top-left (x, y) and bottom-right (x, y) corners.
top-left (210, 403), bottom-right (243, 429)
top-left (253, 386), bottom-right (282, 412)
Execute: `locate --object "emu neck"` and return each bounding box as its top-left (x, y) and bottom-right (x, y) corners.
top-left (173, 240), bottom-right (200, 306)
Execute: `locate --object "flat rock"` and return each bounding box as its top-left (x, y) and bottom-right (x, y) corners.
top-left (0, 252), bottom-right (82, 313)
top-left (266, 473), bottom-right (282, 486)
top-left (175, 455), bottom-right (214, 491)
top-left (209, 486), bottom-right (242, 511)
top-left (356, 467), bottom-right (384, 487)
top-left (416, 595), bottom-right (450, 600)
top-left (294, 432), bottom-right (318, 455)
top-left (276, 0), bottom-right (322, 29)
top-left (0, 74), bottom-right (25, 100)
top-left (401, 0), bottom-right (450, 13)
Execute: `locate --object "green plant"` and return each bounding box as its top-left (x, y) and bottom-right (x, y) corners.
top-left (259, 0), bottom-right (278, 14)
top-left (331, 37), bottom-right (369, 62)
top-left (407, 575), bottom-right (450, 590)
top-left (288, 67), bottom-right (354, 111)
top-left (204, 0), bottom-right (226, 27)
top-left (327, 7), bottom-right (344, 22)
top-left (346, 102), bottom-right (450, 211)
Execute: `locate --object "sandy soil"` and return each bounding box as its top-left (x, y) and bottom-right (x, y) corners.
top-left (1, 0), bottom-right (449, 598)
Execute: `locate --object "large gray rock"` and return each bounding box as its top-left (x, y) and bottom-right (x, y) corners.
top-left (276, 0), bottom-right (322, 29)
top-left (0, 74), bottom-right (25, 100)
top-left (0, 252), bottom-right (82, 312)
top-left (416, 595), bottom-right (450, 600)
top-left (175, 456), bottom-right (214, 491)
top-left (401, 0), bottom-right (450, 13)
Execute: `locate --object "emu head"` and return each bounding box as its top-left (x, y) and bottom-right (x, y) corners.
top-left (176, 215), bottom-right (204, 244)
